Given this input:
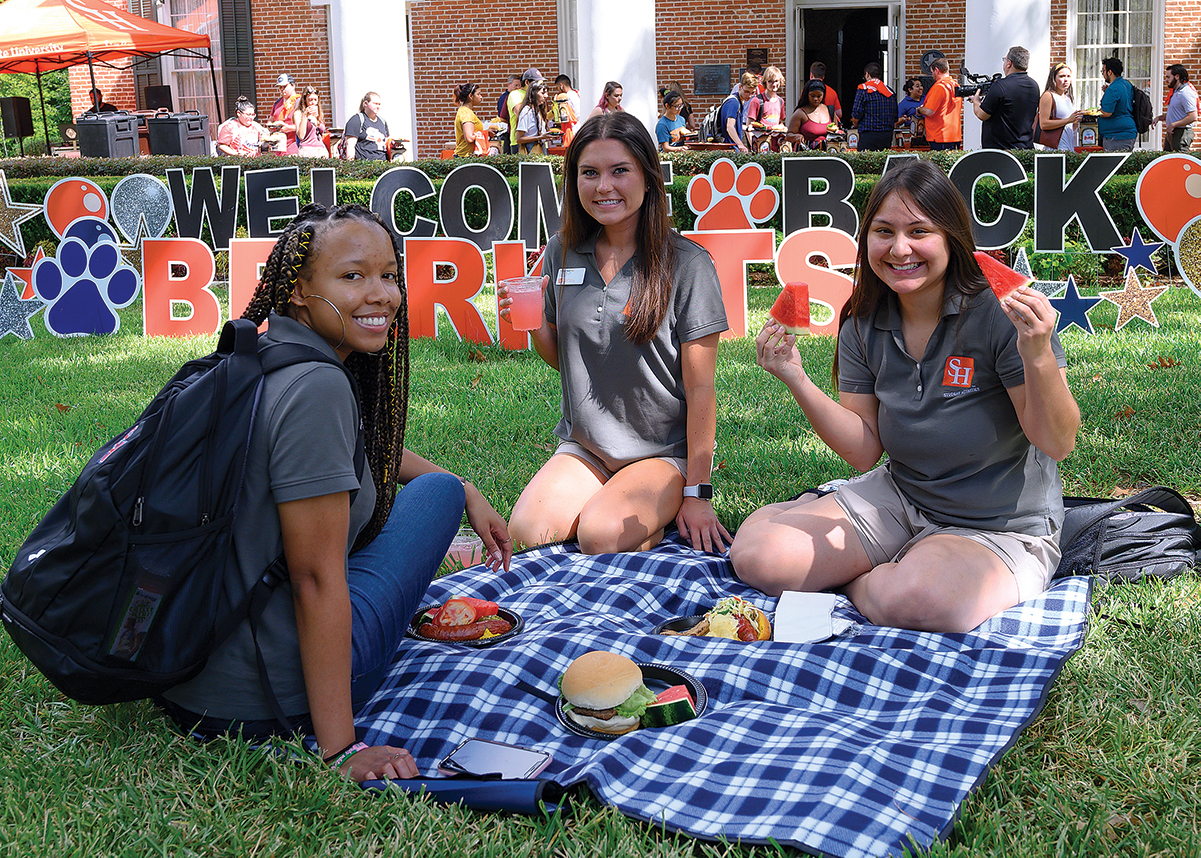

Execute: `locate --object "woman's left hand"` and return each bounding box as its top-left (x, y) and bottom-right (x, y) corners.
top-left (676, 498), bottom-right (733, 554)
top-left (465, 486), bottom-right (513, 572)
top-left (1001, 286), bottom-right (1056, 359)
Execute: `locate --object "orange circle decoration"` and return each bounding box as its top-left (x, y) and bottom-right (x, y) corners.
top-left (44, 178), bottom-right (108, 239)
top-left (1134, 155), bottom-right (1201, 245)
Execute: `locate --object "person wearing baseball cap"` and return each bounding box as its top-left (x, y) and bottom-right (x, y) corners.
top-left (269, 73), bottom-right (300, 154)
top-left (507, 69), bottom-right (545, 148)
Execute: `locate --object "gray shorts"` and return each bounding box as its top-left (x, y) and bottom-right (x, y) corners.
top-left (556, 440), bottom-right (687, 480)
top-left (832, 466), bottom-right (1060, 603)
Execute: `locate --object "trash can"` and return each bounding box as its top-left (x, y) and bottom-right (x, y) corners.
top-left (75, 112), bottom-right (139, 158)
top-left (147, 109), bottom-right (211, 156)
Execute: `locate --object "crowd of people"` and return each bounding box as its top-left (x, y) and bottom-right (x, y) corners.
top-left (208, 55), bottom-right (1196, 162)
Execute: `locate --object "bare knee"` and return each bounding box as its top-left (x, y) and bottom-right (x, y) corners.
top-left (854, 568), bottom-right (979, 633)
top-left (730, 528), bottom-right (796, 596)
top-left (508, 509), bottom-right (571, 550)
top-left (575, 512), bottom-right (646, 555)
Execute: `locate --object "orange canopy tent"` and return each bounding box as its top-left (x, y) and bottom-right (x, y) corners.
top-left (0, 0), bottom-right (216, 148)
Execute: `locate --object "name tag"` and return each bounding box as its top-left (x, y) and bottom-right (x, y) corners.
top-left (556, 268), bottom-right (586, 286)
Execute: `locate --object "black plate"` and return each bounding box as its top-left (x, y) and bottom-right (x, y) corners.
top-left (556, 663), bottom-right (708, 740)
top-left (406, 604), bottom-right (523, 648)
top-left (654, 614), bottom-right (707, 635)
top-left (655, 613), bottom-right (773, 640)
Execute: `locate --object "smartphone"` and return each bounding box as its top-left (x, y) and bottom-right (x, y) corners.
top-left (437, 738), bottom-right (553, 779)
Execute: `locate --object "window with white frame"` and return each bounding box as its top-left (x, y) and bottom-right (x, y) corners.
top-left (163, 0), bottom-right (223, 120)
top-left (1072, 0), bottom-right (1155, 111)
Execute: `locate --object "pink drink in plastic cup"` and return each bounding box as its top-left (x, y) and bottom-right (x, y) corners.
top-left (446, 527), bottom-right (483, 568)
top-left (503, 277), bottom-right (544, 331)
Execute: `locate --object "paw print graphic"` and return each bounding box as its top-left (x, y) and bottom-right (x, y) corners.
top-left (33, 221), bottom-right (139, 337)
top-left (687, 158), bottom-right (779, 231)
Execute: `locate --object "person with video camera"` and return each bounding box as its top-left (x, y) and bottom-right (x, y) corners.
top-left (969, 46), bottom-right (1041, 149)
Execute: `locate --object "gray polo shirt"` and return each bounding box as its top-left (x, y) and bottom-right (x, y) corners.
top-left (162, 313), bottom-right (374, 721)
top-left (837, 289), bottom-right (1067, 535)
top-left (543, 231), bottom-right (728, 473)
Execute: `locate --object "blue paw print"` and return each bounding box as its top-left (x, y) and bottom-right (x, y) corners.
top-left (33, 217), bottom-right (140, 337)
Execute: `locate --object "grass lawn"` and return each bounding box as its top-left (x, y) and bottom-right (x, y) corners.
top-left (2, 278), bottom-right (1200, 857)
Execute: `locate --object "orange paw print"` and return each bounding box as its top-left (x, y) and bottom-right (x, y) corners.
top-left (686, 159), bottom-right (779, 231)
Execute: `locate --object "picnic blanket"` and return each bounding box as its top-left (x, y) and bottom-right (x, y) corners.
top-left (358, 535), bottom-right (1091, 858)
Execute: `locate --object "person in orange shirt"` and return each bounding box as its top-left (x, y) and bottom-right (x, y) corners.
top-left (919, 58), bottom-right (962, 150)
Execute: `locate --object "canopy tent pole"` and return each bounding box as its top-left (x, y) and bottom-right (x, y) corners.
top-left (35, 63), bottom-right (52, 154)
top-left (207, 49), bottom-right (221, 120)
top-left (86, 51), bottom-right (98, 105)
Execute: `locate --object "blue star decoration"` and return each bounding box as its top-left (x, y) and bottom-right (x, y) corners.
top-left (1110, 228), bottom-right (1163, 276)
top-left (1049, 274), bottom-right (1102, 335)
top-left (0, 269), bottom-right (46, 341)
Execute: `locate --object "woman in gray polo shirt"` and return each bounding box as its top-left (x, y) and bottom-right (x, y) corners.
top-left (731, 160), bottom-right (1080, 633)
top-left (501, 112), bottom-right (731, 555)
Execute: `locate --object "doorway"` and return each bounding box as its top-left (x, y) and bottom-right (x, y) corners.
top-left (787, 0), bottom-right (903, 116)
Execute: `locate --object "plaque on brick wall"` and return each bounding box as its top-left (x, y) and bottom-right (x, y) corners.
top-left (693, 64), bottom-right (732, 96)
top-left (746, 49), bottom-right (768, 74)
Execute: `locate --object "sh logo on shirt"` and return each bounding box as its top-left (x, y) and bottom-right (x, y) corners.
top-left (942, 356), bottom-right (974, 388)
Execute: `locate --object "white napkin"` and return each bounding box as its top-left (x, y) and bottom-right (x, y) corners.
top-left (773, 590), bottom-right (841, 643)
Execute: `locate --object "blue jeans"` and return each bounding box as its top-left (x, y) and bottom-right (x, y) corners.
top-left (349, 472), bottom-right (465, 704)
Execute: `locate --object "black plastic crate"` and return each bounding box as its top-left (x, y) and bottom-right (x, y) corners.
top-left (146, 110), bottom-right (211, 156)
top-left (75, 112), bottom-right (139, 158)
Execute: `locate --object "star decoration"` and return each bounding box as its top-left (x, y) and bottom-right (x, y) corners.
top-left (0, 269), bottom-right (46, 341)
top-left (1010, 247), bottom-right (1068, 297)
top-left (1110, 228), bottom-right (1163, 276)
top-left (6, 246), bottom-right (47, 300)
top-left (1098, 269), bottom-right (1168, 330)
top-left (0, 169), bottom-right (43, 258)
top-left (1049, 274), bottom-right (1102, 334)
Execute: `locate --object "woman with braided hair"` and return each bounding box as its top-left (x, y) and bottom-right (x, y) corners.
top-left (157, 204), bottom-right (512, 783)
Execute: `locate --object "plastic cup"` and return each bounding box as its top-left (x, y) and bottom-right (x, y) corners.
top-left (502, 276), bottom-right (544, 331)
top-left (446, 527), bottom-right (483, 568)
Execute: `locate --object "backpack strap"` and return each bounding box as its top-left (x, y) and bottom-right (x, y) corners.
top-left (1060, 486), bottom-right (1198, 549)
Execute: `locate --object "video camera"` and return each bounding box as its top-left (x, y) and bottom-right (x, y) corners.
top-left (954, 64), bottom-right (1002, 99)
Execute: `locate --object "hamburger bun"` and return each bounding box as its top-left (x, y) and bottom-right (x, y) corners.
top-left (560, 651), bottom-right (647, 734)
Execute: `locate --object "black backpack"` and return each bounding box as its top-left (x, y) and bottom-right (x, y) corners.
top-left (1054, 486), bottom-right (1201, 582)
top-left (1132, 85), bottom-right (1154, 135)
top-left (1, 319), bottom-right (363, 711)
top-left (700, 95), bottom-right (737, 143)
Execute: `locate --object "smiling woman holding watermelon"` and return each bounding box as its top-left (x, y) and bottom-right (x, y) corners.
top-left (730, 159), bottom-right (1080, 633)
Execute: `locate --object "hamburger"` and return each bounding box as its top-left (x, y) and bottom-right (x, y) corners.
top-left (559, 651), bottom-right (657, 735)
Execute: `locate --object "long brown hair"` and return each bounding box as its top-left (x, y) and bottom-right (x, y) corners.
top-left (561, 112), bottom-right (677, 343)
top-left (241, 204), bottom-right (410, 551)
top-left (834, 159), bottom-right (988, 380)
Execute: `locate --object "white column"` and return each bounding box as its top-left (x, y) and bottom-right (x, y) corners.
top-left (962, 0), bottom-right (1050, 150)
top-left (573, 0), bottom-right (658, 136)
top-left (327, 0), bottom-right (416, 160)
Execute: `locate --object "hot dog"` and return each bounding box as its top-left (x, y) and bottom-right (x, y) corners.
top-left (417, 616), bottom-right (512, 641)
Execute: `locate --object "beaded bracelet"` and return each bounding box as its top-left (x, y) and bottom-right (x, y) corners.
top-left (329, 742), bottom-right (368, 770)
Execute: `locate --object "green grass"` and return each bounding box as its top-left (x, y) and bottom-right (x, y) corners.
top-left (2, 280), bottom-right (1200, 857)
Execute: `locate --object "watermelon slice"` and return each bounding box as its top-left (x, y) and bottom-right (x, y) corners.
top-left (769, 281), bottom-right (811, 335)
top-left (640, 685), bottom-right (698, 728)
top-left (973, 252), bottom-right (1031, 302)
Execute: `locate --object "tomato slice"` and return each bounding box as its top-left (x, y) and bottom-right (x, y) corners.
top-left (436, 598), bottom-right (477, 627)
top-left (455, 596), bottom-right (500, 617)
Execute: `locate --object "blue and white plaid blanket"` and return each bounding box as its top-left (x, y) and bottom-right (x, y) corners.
top-left (358, 535), bottom-right (1091, 858)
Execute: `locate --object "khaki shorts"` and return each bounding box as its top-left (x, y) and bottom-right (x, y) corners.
top-left (556, 440), bottom-right (688, 480)
top-left (832, 466), bottom-right (1060, 603)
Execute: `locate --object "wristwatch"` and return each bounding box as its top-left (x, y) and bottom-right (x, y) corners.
top-left (682, 483), bottom-right (714, 500)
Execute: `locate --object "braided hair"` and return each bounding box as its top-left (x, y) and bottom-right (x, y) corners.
top-left (242, 203), bottom-right (410, 551)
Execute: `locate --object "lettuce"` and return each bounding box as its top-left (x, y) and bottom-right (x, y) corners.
top-left (614, 684), bottom-right (657, 718)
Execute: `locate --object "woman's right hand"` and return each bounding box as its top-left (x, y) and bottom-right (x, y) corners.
top-left (497, 275), bottom-right (549, 322)
top-left (335, 744), bottom-right (418, 782)
top-left (756, 319), bottom-right (806, 383)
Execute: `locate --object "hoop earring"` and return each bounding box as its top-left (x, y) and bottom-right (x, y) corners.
top-left (307, 293), bottom-right (346, 350)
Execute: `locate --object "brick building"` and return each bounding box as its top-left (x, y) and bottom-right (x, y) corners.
top-left (71, 0), bottom-right (1199, 156)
